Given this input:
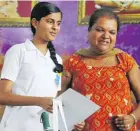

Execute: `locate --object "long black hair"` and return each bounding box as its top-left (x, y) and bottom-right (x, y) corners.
top-left (30, 2), bottom-right (63, 73)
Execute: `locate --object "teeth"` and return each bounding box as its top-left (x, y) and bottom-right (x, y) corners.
top-left (100, 41), bottom-right (109, 44)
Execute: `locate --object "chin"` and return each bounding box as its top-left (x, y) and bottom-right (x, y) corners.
top-left (46, 38), bottom-right (54, 42)
top-left (49, 37), bottom-right (56, 41)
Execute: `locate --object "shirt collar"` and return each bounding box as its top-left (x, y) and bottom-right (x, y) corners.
top-left (25, 39), bottom-right (37, 51)
top-left (25, 39), bottom-right (51, 58)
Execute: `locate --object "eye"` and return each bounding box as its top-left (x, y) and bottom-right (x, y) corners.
top-left (96, 28), bottom-right (104, 32)
top-left (110, 31), bottom-right (116, 35)
top-left (47, 20), bottom-right (53, 24)
top-left (57, 22), bottom-right (61, 26)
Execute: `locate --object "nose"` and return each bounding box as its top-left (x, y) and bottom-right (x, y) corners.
top-left (102, 31), bottom-right (110, 39)
top-left (52, 23), bottom-right (59, 30)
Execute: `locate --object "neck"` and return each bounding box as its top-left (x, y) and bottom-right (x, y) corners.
top-left (88, 48), bottom-right (115, 59)
top-left (32, 37), bottom-right (48, 55)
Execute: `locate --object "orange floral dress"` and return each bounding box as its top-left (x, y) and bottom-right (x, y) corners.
top-left (64, 52), bottom-right (137, 131)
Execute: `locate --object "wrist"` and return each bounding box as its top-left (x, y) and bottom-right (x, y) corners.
top-left (129, 113), bottom-right (137, 125)
top-left (35, 97), bottom-right (43, 107)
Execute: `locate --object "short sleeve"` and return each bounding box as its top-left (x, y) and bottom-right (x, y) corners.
top-left (63, 54), bottom-right (82, 77)
top-left (1, 45), bottom-right (23, 82)
top-left (119, 52), bottom-right (138, 73)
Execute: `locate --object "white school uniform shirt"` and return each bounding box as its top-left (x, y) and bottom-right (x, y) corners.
top-left (0, 39), bottom-right (62, 131)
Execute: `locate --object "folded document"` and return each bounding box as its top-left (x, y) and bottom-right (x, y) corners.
top-left (56, 88), bottom-right (100, 131)
top-left (38, 88), bottom-right (100, 131)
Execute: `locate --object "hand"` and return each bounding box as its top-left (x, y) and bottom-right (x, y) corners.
top-left (115, 114), bottom-right (135, 131)
top-left (73, 121), bottom-right (85, 131)
top-left (38, 97), bottom-right (53, 113)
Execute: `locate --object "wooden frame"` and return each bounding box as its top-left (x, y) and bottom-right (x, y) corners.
top-left (0, 1), bottom-right (37, 27)
top-left (78, 0), bottom-right (140, 25)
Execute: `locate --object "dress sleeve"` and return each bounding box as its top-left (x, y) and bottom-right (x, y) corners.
top-left (63, 54), bottom-right (81, 78)
top-left (120, 52), bottom-right (139, 73)
top-left (1, 45), bottom-right (23, 82)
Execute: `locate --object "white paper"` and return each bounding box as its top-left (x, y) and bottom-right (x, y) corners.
top-left (0, 123), bottom-right (4, 130)
top-left (54, 100), bottom-right (68, 131)
top-left (38, 88), bottom-right (100, 131)
top-left (56, 88), bottom-right (100, 131)
top-left (53, 100), bottom-right (59, 131)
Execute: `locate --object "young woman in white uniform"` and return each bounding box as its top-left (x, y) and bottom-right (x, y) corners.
top-left (0, 2), bottom-right (85, 130)
top-left (0, 2), bottom-right (63, 131)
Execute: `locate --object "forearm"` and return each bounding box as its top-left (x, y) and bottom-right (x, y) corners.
top-left (0, 92), bottom-right (42, 107)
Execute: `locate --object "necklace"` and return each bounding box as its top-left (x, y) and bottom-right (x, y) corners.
top-left (86, 57), bottom-right (115, 81)
top-left (87, 58), bottom-right (109, 76)
top-left (86, 49), bottom-right (116, 81)
top-left (94, 59), bottom-right (109, 76)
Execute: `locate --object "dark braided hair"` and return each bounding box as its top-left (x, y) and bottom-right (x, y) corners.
top-left (30, 2), bottom-right (63, 73)
top-left (47, 41), bottom-right (63, 73)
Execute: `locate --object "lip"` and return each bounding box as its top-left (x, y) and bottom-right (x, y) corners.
top-left (50, 32), bottom-right (57, 37)
top-left (99, 40), bottom-right (109, 45)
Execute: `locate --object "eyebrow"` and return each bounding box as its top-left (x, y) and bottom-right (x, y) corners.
top-left (46, 18), bottom-right (62, 23)
top-left (96, 26), bottom-right (117, 31)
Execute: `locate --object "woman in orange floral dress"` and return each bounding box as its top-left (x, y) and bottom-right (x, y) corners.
top-left (60, 9), bottom-right (140, 131)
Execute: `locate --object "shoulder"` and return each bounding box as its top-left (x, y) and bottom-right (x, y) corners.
top-left (66, 53), bottom-right (81, 62)
top-left (63, 53), bottom-right (82, 68)
top-left (6, 42), bottom-right (26, 56)
top-left (5, 39), bottom-right (34, 57)
top-left (113, 48), bottom-right (124, 53)
top-left (118, 52), bottom-right (138, 71)
top-left (4, 40), bottom-right (30, 64)
top-left (118, 52), bottom-right (135, 62)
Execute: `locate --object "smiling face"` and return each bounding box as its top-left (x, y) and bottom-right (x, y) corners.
top-left (88, 17), bottom-right (118, 55)
top-left (32, 12), bottom-right (62, 42)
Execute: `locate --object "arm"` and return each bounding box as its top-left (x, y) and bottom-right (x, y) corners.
top-left (0, 45), bottom-right (53, 112)
top-left (0, 79), bottom-right (42, 106)
top-left (127, 65), bottom-right (140, 121)
top-left (0, 79), bottom-right (53, 112)
top-left (115, 65), bottom-right (140, 130)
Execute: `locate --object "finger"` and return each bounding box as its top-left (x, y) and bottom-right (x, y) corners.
top-left (126, 124), bottom-right (131, 130)
top-left (74, 125), bottom-right (83, 131)
top-left (47, 109), bottom-right (53, 113)
top-left (76, 122), bottom-right (85, 127)
top-left (115, 116), bottom-right (125, 125)
top-left (76, 123), bottom-right (84, 126)
top-left (74, 123), bottom-right (85, 131)
top-left (118, 124), bottom-right (130, 131)
top-left (115, 116), bottom-right (123, 121)
top-left (115, 120), bottom-right (124, 126)
top-left (46, 107), bottom-right (53, 113)
top-left (48, 106), bottom-right (53, 110)
top-left (117, 125), bottom-right (124, 130)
